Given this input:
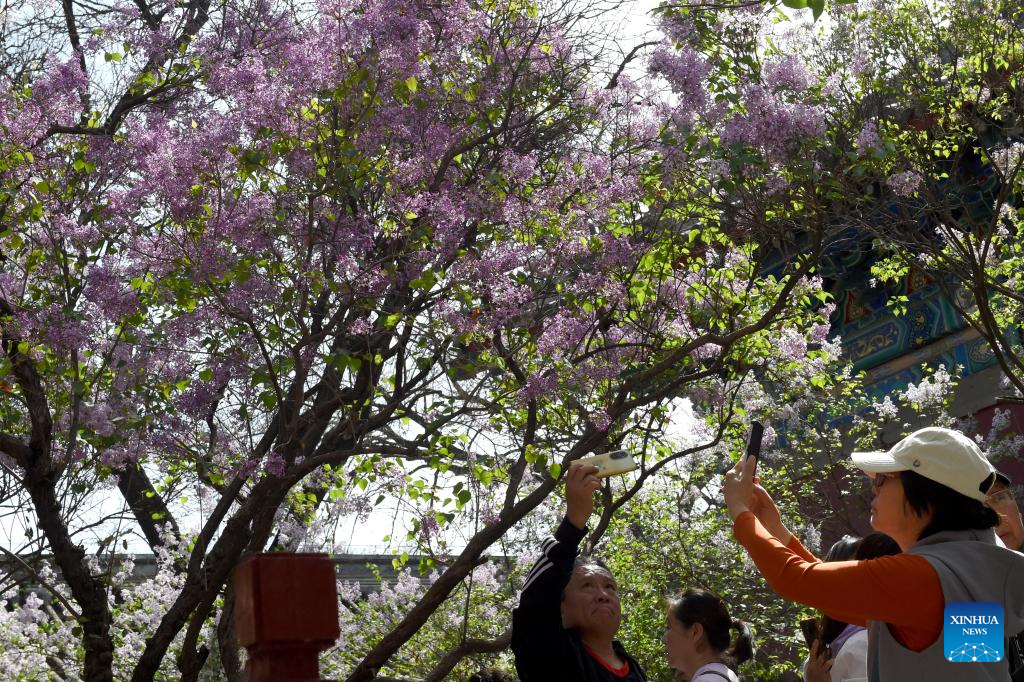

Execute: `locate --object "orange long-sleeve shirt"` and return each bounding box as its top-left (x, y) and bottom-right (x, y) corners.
top-left (732, 511), bottom-right (945, 652)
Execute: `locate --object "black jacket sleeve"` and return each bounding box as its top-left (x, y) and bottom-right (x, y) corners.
top-left (511, 517), bottom-right (587, 682)
top-left (1010, 631), bottom-right (1023, 681)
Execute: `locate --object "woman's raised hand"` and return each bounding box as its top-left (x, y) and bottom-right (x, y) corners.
top-left (722, 454), bottom-right (756, 521)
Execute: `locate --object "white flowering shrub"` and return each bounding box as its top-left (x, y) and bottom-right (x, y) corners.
top-left (0, 591), bottom-right (80, 680)
top-left (0, 546), bottom-right (223, 681)
top-left (323, 561), bottom-right (522, 680)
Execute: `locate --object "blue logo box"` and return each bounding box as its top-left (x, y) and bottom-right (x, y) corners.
top-left (944, 602), bottom-right (1004, 662)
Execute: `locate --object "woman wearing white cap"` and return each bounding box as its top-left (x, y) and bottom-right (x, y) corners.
top-left (722, 426), bottom-right (1024, 682)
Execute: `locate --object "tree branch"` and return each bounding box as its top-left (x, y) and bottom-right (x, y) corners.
top-left (423, 630), bottom-right (512, 682)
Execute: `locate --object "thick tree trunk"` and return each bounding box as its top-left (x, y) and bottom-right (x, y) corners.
top-left (3, 301), bottom-right (115, 681)
top-left (217, 583), bottom-right (245, 682)
top-left (26, 472), bottom-right (114, 681)
top-left (119, 463), bottom-right (181, 553)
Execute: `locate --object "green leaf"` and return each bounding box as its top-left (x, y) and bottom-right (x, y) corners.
top-left (405, 76), bottom-right (418, 93)
top-left (410, 270), bottom-right (437, 290)
top-left (475, 467), bottom-right (494, 485)
top-left (780, 0), bottom-right (808, 7)
top-left (808, 0), bottom-right (825, 20)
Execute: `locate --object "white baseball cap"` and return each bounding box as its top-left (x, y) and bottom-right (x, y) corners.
top-left (851, 427), bottom-right (998, 502)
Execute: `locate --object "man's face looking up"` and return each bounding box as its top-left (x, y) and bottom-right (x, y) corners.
top-left (561, 564), bottom-right (622, 636)
top-left (988, 481), bottom-right (1024, 551)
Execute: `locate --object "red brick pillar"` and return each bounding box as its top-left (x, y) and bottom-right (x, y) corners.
top-left (234, 553), bottom-right (340, 682)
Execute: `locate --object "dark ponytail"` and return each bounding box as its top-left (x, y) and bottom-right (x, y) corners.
top-left (668, 588), bottom-right (755, 666)
top-left (817, 535), bottom-right (862, 645)
top-left (818, 533), bottom-right (900, 645)
top-left (728, 617), bottom-right (755, 665)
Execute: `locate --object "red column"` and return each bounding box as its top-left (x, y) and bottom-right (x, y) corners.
top-left (234, 553), bottom-right (340, 682)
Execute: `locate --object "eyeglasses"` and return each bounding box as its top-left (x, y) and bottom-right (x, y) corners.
top-left (986, 489), bottom-right (1017, 509)
top-left (871, 473), bottom-right (899, 491)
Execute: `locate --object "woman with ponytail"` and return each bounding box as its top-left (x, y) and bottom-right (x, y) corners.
top-left (662, 588), bottom-right (754, 682)
top-left (804, 533), bottom-right (900, 682)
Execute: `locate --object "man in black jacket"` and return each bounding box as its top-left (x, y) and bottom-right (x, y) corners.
top-left (511, 463), bottom-right (648, 682)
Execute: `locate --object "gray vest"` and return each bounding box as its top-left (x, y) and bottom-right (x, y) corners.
top-left (867, 528), bottom-right (1024, 682)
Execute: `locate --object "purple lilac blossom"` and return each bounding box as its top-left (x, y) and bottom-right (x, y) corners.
top-left (856, 120), bottom-right (881, 152)
top-left (887, 170), bottom-right (921, 197)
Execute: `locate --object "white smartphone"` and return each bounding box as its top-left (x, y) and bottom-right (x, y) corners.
top-left (574, 450), bottom-right (638, 478)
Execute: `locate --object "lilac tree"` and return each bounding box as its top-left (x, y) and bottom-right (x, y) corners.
top-left (712, 0), bottom-right (1024, 399)
top-left (833, 0), bottom-right (1024, 398)
top-left (0, 0), bottom-right (840, 679)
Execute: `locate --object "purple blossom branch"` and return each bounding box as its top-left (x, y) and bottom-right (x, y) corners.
top-left (59, 0), bottom-right (90, 115)
top-left (605, 41), bottom-right (660, 91)
top-left (42, 0), bottom-right (211, 142)
top-left (622, 251), bottom-right (819, 394)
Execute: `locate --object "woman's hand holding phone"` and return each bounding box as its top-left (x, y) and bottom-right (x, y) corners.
top-left (805, 639), bottom-right (833, 682)
top-left (723, 454), bottom-right (756, 521)
top-left (723, 421), bottom-right (764, 521)
top-left (737, 420), bottom-right (793, 544)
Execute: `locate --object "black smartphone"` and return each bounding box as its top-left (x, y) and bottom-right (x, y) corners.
top-left (800, 617), bottom-right (833, 660)
top-left (746, 420), bottom-right (764, 472)
top-left (799, 616), bottom-right (820, 650)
